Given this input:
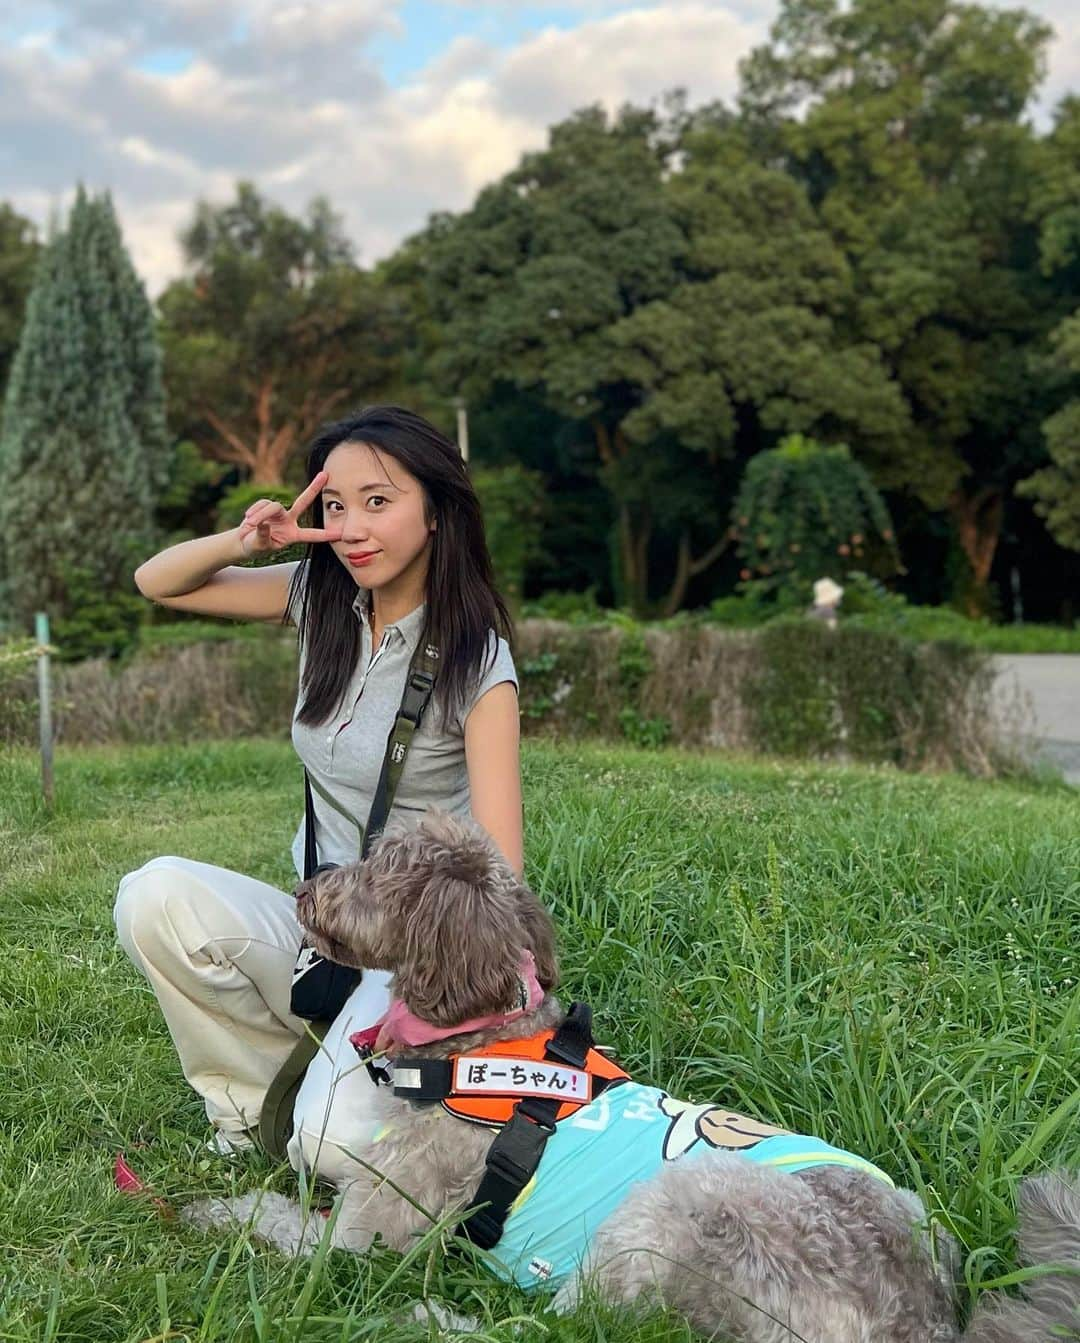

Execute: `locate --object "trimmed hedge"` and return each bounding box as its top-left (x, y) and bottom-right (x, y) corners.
top-left (0, 618), bottom-right (1026, 777)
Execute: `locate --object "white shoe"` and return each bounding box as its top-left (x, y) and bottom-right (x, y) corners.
top-left (206, 1128), bottom-right (256, 1156)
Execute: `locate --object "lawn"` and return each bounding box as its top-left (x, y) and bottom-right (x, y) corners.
top-left (2, 739), bottom-right (1078, 1341)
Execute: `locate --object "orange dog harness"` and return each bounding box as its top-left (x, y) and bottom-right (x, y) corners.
top-left (386, 1003), bottom-right (630, 1251)
top-left (392, 1028), bottom-right (630, 1127)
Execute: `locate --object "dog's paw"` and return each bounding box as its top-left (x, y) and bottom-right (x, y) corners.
top-left (551, 1273), bottom-right (584, 1316)
top-left (182, 1192), bottom-right (257, 1232)
top-left (182, 1191), bottom-right (324, 1257)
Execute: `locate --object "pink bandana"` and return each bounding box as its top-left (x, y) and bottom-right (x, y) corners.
top-left (350, 949), bottom-right (544, 1055)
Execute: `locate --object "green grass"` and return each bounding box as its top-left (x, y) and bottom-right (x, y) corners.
top-left (2, 739), bottom-right (1078, 1340)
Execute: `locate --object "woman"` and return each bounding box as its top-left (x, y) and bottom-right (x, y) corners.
top-left (114, 406), bottom-right (521, 1181)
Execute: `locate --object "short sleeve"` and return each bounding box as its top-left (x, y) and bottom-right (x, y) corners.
top-left (457, 633), bottom-right (518, 731)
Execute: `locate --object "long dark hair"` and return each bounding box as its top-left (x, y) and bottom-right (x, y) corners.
top-left (289, 406), bottom-right (514, 728)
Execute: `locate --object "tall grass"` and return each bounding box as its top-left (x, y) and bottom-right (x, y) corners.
top-left (1, 739), bottom-right (1077, 1340)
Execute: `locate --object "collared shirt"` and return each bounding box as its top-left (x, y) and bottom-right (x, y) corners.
top-left (288, 573), bottom-right (517, 876)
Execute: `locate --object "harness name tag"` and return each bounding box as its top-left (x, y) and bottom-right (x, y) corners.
top-left (452, 1054), bottom-right (593, 1103)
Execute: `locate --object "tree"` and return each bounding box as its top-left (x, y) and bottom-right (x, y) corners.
top-left (739, 0), bottom-right (1057, 613)
top-left (731, 435), bottom-right (898, 597)
top-left (609, 129), bottom-right (911, 612)
top-left (0, 204), bottom-right (41, 404)
top-left (417, 105), bottom-right (686, 613)
top-left (0, 189), bottom-right (166, 652)
top-left (419, 103), bottom-right (909, 615)
top-left (1019, 97), bottom-right (1080, 552)
top-left (1018, 343), bottom-right (1080, 549)
top-left (161, 183), bottom-right (406, 485)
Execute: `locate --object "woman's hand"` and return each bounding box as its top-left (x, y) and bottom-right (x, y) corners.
top-left (239, 471), bottom-right (343, 558)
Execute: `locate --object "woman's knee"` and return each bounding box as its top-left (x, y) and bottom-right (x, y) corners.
top-left (113, 856), bottom-right (193, 966)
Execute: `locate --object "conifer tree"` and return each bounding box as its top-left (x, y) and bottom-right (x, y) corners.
top-left (0, 188), bottom-right (168, 653)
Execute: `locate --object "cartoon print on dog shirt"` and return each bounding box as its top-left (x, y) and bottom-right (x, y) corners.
top-left (658, 1095), bottom-right (789, 1161)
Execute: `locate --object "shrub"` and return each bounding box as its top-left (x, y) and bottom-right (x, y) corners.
top-left (521, 588), bottom-right (605, 623)
top-left (0, 619), bottom-right (1025, 777)
top-left (1, 627), bottom-right (296, 746)
top-left (743, 619), bottom-right (1000, 772)
top-left (731, 436), bottom-right (898, 601)
top-left (137, 620), bottom-right (263, 652)
top-left (0, 636), bottom-right (38, 744)
top-left (49, 565), bottom-right (144, 662)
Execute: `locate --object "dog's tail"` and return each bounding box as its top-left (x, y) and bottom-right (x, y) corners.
top-left (962, 1171), bottom-right (1080, 1342)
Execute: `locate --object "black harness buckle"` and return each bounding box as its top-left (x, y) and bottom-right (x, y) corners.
top-left (487, 1107), bottom-right (555, 1180)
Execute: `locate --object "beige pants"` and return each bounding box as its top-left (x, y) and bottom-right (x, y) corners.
top-left (113, 855), bottom-right (392, 1183)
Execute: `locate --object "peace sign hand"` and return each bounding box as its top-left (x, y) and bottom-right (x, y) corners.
top-left (238, 471), bottom-right (343, 558)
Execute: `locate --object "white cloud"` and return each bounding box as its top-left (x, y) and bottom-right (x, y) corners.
top-left (2, 0), bottom-right (770, 289)
top-left (3, 0), bottom-right (1077, 293)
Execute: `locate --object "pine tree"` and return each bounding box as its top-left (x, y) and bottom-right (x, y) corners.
top-left (0, 204), bottom-right (41, 404)
top-left (0, 188), bottom-right (168, 653)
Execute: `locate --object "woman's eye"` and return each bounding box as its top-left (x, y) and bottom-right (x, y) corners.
top-left (367, 496), bottom-right (387, 509)
top-left (324, 499), bottom-right (343, 513)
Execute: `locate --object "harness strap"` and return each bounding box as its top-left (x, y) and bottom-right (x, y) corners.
top-left (458, 1004), bottom-right (597, 1252)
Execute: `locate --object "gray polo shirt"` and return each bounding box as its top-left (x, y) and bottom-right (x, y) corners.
top-left (289, 580), bottom-right (518, 876)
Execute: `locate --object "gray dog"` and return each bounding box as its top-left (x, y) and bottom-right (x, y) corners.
top-left (190, 812), bottom-right (1080, 1343)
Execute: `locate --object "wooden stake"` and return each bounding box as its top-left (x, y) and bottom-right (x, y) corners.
top-left (36, 612), bottom-right (54, 808)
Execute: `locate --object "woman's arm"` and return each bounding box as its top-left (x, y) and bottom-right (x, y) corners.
top-left (464, 681), bottom-right (523, 877)
top-left (135, 531), bottom-right (298, 622)
top-left (134, 472), bottom-right (339, 622)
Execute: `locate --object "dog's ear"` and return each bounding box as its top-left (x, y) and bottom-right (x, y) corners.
top-left (514, 883), bottom-right (559, 990)
top-left (394, 855), bottom-right (525, 1027)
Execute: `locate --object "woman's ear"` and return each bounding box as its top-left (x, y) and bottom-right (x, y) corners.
top-left (395, 865), bottom-right (524, 1027)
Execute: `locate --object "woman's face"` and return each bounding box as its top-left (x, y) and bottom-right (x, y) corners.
top-left (321, 441), bottom-right (435, 596)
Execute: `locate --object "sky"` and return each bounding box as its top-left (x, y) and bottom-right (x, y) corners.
top-left (2, 0), bottom-right (1078, 296)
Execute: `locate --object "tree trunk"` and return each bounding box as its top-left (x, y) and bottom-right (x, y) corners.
top-left (201, 375), bottom-right (349, 487)
top-left (949, 486), bottom-right (1004, 617)
top-left (659, 530), bottom-right (730, 618)
top-left (616, 503), bottom-right (652, 616)
top-left (592, 418), bottom-right (652, 613)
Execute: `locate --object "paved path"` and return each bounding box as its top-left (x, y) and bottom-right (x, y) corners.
top-left (994, 655), bottom-right (1080, 783)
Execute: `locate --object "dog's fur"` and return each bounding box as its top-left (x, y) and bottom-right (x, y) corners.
top-left (189, 812), bottom-right (1080, 1342)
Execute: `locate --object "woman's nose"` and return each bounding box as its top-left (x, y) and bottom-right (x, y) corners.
top-left (340, 510), bottom-right (371, 542)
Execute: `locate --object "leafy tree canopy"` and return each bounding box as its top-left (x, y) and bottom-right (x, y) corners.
top-left (160, 182), bottom-right (406, 485)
